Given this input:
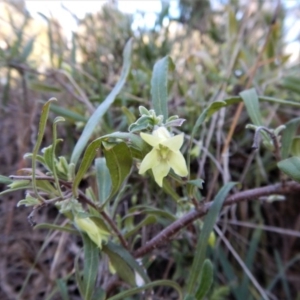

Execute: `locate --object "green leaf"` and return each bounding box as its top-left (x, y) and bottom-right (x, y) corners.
top-left (103, 241), bottom-right (150, 285)
top-left (75, 254), bottom-right (85, 297)
top-left (17, 195), bottom-right (40, 207)
top-left (104, 246), bottom-right (136, 286)
top-left (128, 115), bottom-right (153, 133)
top-left (0, 185), bottom-right (31, 197)
top-left (187, 179), bottom-right (204, 198)
top-left (151, 55), bottom-right (174, 121)
top-left (50, 104), bottom-right (88, 122)
top-left (258, 95), bottom-right (300, 108)
top-left (187, 179), bottom-right (204, 189)
top-left (195, 259), bottom-right (214, 300)
top-left (186, 182), bottom-right (236, 294)
top-left (20, 37), bottom-right (35, 62)
top-left (239, 228), bottom-right (262, 299)
top-left (34, 223), bottom-right (79, 235)
top-left (124, 215), bottom-right (157, 238)
top-left (277, 157), bottom-right (300, 182)
top-left (281, 76), bottom-right (300, 94)
top-left (82, 233), bottom-right (99, 300)
top-left (91, 287), bottom-right (106, 300)
top-left (274, 251), bottom-right (292, 300)
top-left (72, 132), bottom-right (142, 197)
top-left (71, 38), bottom-right (133, 166)
top-left (43, 144), bottom-right (55, 172)
top-left (0, 175), bottom-right (13, 185)
top-left (32, 98), bottom-right (57, 200)
top-left (103, 142), bottom-right (132, 203)
top-left (128, 205), bottom-right (176, 221)
top-left (240, 89), bottom-right (271, 145)
top-left (107, 280), bottom-right (183, 300)
top-left (56, 279), bottom-right (70, 300)
top-left (281, 118), bottom-right (300, 159)
top-left (162, 177), bottom-right (181, 202)
top-left (8, 180), bottom-right (31, 189)
top-left (239, 88), bottom-right (262, 126)
top-left (29, 82), bottom-right (61, 92)
top-left (121, 106), bottom-right (136, 125)
top-left (95, 158), bottom-right (111, 204)
top-left (217, 247), bottom-right (240, 298)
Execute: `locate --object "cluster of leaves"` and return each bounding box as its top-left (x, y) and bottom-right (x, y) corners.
top-left (1, 1), bottom-right (300, 299)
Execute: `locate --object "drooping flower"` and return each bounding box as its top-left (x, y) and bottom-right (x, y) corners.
top-left (139, 126), bottom-right (188, 187)
top-left (74, 216), bottom-right (110, 249)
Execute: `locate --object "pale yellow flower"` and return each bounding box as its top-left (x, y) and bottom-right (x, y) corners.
top-left (75, 216), bottom-right (109, 249)
top-left (139, 126), bottom-right (188, 187)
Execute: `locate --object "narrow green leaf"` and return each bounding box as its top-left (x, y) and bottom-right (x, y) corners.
top-left (162, 177), bottom-right (181, 202)
top-left (32, 98), bottom-right (57, 200)
top-left (50, 104), bottom-right (88, 122)
top-left (151, 55), bottom-right (174, 121)
top-left (195, 259), bottom-right (214, 300)
top-left (103, 241), bottom-right (150, 285)
top-left (72, 132), bottom-right (142, 197)
top-left (124, 215), bottom-right (157, 238)
top-left (121, 106), bottom-right (136, 125)
top-left (56, 279), bottom-right (70, 300)
top-left (187, 179), bottom-right (204, 189)
top-left (29, 82), bottom-right (61, 92)
top-left (95, 158), bottom-right (111, 204)
top-left (43, 145), bottom-right (55, 172)
top-left (239, 88), bottom-right (262, 126)
top-left (274, 251), bottom-right (292, 300)
top-left (0, 186), bottom-right (31, 197)
top-left (103, 142), bottom-right (132, 203)
top-left (34, 223), bottom-right (79, 235)
top-left (187, 182), bottom-right (236, 294)
top-left (280, 117), bottom-right (300, 159)
top-left (17, 195), bottom-right (40, 207)
top-left (104, 246), bottom-right (136, 286)
top-left (128, 205), bottom-right (176, 221)
top-left (20, 37), bottom-right (35, 62)
top-left (239, 228), bottom-right (262, 299)
top-left (71, 38), bottom-right (133, 166)
top-left (51, 117), bottom-right (65, 197)
top-left (267, 254), bottom-right (300, 293)
top-left (75, 254), bottom-right (85, 297)
top-left (91, 287), bottom-right (106, 300)
top-left (277, 157), bottom-right (300, 182)
top-left (258, 96), bottom-right (300, 108)
top-left (107, 280), bottom-right (183, 300)
top-left (281, 76), bottom-right (300, 94)
top-left (217, 247), bottom-right (241, 298)
top-left (82, 233), bottom-right (99, 300)
top-left (0, 175), bottom-right (13, 185)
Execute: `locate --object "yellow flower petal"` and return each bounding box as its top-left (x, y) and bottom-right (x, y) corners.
top-left (139, 149), bottom-right (159, 174)
top-left (161, 134), bottom-right (184, 151)
top-left (168, 151), bottom-right (188, 177)
top-left (139, 127), bottom-right (188, 186)
top-left (140, 132), bottom-right (160, 147)
top-left (152, 162), bottom-right (170, 186)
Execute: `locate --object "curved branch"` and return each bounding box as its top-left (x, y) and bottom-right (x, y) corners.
top-left (134, 181), bottom-right (300, 258)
